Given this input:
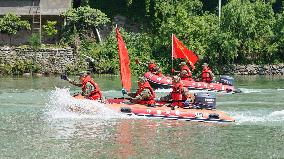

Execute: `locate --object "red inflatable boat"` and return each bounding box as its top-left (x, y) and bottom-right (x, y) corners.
top-left (144, 72), bottom-right (240, 93)
top-left (72, 95), bottom-right (235, 123)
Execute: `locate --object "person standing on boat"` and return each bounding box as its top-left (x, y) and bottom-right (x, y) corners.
top-left (172, 62), bottom-right (193, 81)
top-left (200, 63), bottom-right (215, 83)
top-left (160, 76), bottom-right (194, 109)
top-left (126, 77), bottom-right (156, 106)
top-left (65, 71), bottom-right (103, 100)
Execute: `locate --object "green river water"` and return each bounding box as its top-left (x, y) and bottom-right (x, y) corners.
top-left (0, 75), bottom-right (284, 159)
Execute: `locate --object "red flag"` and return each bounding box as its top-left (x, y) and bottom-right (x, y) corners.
top-left (116, 28), bottom-right (132, 92)
top-left (172, 34), bottom-right (199, 69)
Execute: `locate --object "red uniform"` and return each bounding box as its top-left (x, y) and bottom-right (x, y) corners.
top-left (171, 83), bottom-right (187, 107)
top-left (148, 63), bottom-right (157, 72)
top-left (201, 68), bottom-right (213, 83)
top-left (135, 81), bottom-right (156, 105)
top-left (156, 71), bottom-right (163, 77)
top-left (82, 76), bottom-right (102, 100)
top-left (180, 65), bottom-right (192, 81)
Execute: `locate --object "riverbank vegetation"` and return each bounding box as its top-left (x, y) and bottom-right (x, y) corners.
top-left (0, 0), bottom-right (284, 76)
top-left (76, 0), bottom-right (284, 75)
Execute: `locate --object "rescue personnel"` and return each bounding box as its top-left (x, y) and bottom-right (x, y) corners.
top-left (152, 66), bottom-right (164, 77)
top-left (172, 62), bottom-right (193, 81)
top-left (126, 77), bottom-right (156, 106)
top-left (66, 71), bottom-right (103, 100)
top-left (160, 76), bottom-right (194, 109)
top-left (135, 58), bottom-right (160, 73)
top-left (200, 63), bottom-right (215, 83)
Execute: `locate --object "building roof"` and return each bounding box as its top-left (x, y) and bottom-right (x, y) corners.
top-left (0, 0), bottom-right (72, 15)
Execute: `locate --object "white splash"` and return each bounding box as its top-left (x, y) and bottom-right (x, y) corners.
top-left (229, 109), bottom-right (284, 125)
top-left (269, 110), bottom-right (284, 117)
top-left (239, 88), bottom-right (262, 94)
top-left (45, 88), bottom-right (128, 120)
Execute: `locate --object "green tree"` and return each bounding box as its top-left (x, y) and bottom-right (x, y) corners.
top-left (274, 11), bottom-right (284, 62)
top-left (61, 6), bottom-right (110, 44)
top-left (0, 13), bottom-right (31, 45)
top-left (221, 0), bottom-right (277, 64)
top-left (42, 21), bottom-right (58, 43)
top-left (43, 21), bottom-right (58, 36)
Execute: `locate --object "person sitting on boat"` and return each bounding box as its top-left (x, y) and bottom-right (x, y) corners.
top-left (126, 77), bottom-right (156, 106)
top-left (135, 58), bottom-right (158, 73)
top-left (65, 71), bottom-right (103, 100)
top-left (160, 76), bottom-right (194, 109)
top-left (172, 62), bottom-right (193, 81)
top-left (200, 63), bottom-right (215, 83)
top-left (152, 66), bottom-right (164, 77)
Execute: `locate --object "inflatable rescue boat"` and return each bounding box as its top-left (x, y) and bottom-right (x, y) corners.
top-left (72, 94), bottom-right (235, 123)
top-left (144, 72), bottom-right (240, 93)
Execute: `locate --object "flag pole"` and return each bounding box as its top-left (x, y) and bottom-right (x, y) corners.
top-left (171, 34), bottom-right (174, 75)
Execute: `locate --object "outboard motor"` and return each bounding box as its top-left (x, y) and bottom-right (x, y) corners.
top-left (193, 92), bottom-right (216, 109)
top-left (219, 75), bottom-right (234, 86)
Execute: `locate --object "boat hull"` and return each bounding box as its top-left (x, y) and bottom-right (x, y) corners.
top-left (144, 72), bottom-right (239, 93)
top-left (73, 95), bottom-right (235, 123)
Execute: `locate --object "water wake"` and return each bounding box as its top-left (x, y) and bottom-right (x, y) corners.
top-left (230, 109), bottom-right (284, 125)
top-left (239, 88), bottom-right (262, 94)
top-left (45, 88), bottom-right (128, 120)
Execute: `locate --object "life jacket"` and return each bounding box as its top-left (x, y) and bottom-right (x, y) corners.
top-left (135, 81), bottom-right (156, 105)
top-left (180, 65), bottom-right (192, 81)
top-left (171, 82), bottom-right (187, 107)
top-left (155, 71), bottom-right (163, 77)
top-left (148, 63), bottom-right (157, 72)
top-left (201, 68), bottom-right (213, 83)
top-left (82, 76), bottom-right (102, 100)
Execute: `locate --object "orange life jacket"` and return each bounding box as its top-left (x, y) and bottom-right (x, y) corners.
top-left (135, 81), bottom-right (156, 105)
top-left (180, 65), bottom-right (192, 81)
top-left (155, 71), bottom-right (163, 77)
top-left (171, 82), bottom-right (187, 107)
top-left (201, 68), bottom-right (213, 83)
top-left (82, 76), bottom-right (102, 100)
top-left (148, 63), bottom-right (157, 72)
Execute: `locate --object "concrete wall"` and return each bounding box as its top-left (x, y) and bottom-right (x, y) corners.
top-left (0, 0), bottom-right (71, 15)
top-left (40, 0), bottom-right (72, 15)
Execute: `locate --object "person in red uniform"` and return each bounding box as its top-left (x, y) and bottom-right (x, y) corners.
top-left (152, 66), bottom-right (164, 77)
top-left (172, 62), bottom-right (193, 81)
top-left (200, 63), bottom-right (215, 83)
top-left (126, 77), bottom-right (156, 106)
top-left (160, 76), bottom-right (194, 109)
top-left (135, 58), bottom-right (161, 73)
top-left (66, 71), bottom-right (103, 100)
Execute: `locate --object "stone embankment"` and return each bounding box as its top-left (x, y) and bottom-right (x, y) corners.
top-left (0, 46), bottom-right (78, 74)
top-left (223, 64), bottom-right (284, 75)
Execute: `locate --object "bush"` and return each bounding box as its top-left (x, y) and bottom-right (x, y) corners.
top-left (28, 33), bottom-right (41, 49)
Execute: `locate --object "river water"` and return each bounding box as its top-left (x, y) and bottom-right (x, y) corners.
top-left (0, 75), bottom-right (283, 159)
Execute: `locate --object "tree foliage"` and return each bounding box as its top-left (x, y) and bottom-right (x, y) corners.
top-left (61, 6), bottom-right (110, 44)
top-left (0, 13), bottom-right (31, 36)
top-left (63, 0), bottom-right (284, 75)
top-left (0, 13), bottom-right (30, 45)
top-left (43, 21), bottom-right (58, 36)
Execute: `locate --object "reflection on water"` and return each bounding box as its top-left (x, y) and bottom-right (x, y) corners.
top-left (0, 75), bottom-right (284, 158)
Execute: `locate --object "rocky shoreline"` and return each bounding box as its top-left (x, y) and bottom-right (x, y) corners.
top-left (223, 64), bottom-right (284, 75)
top-left (1, 46), bottom-right (284, 76)
top-left (0, 46), bottom-right (79, 75)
